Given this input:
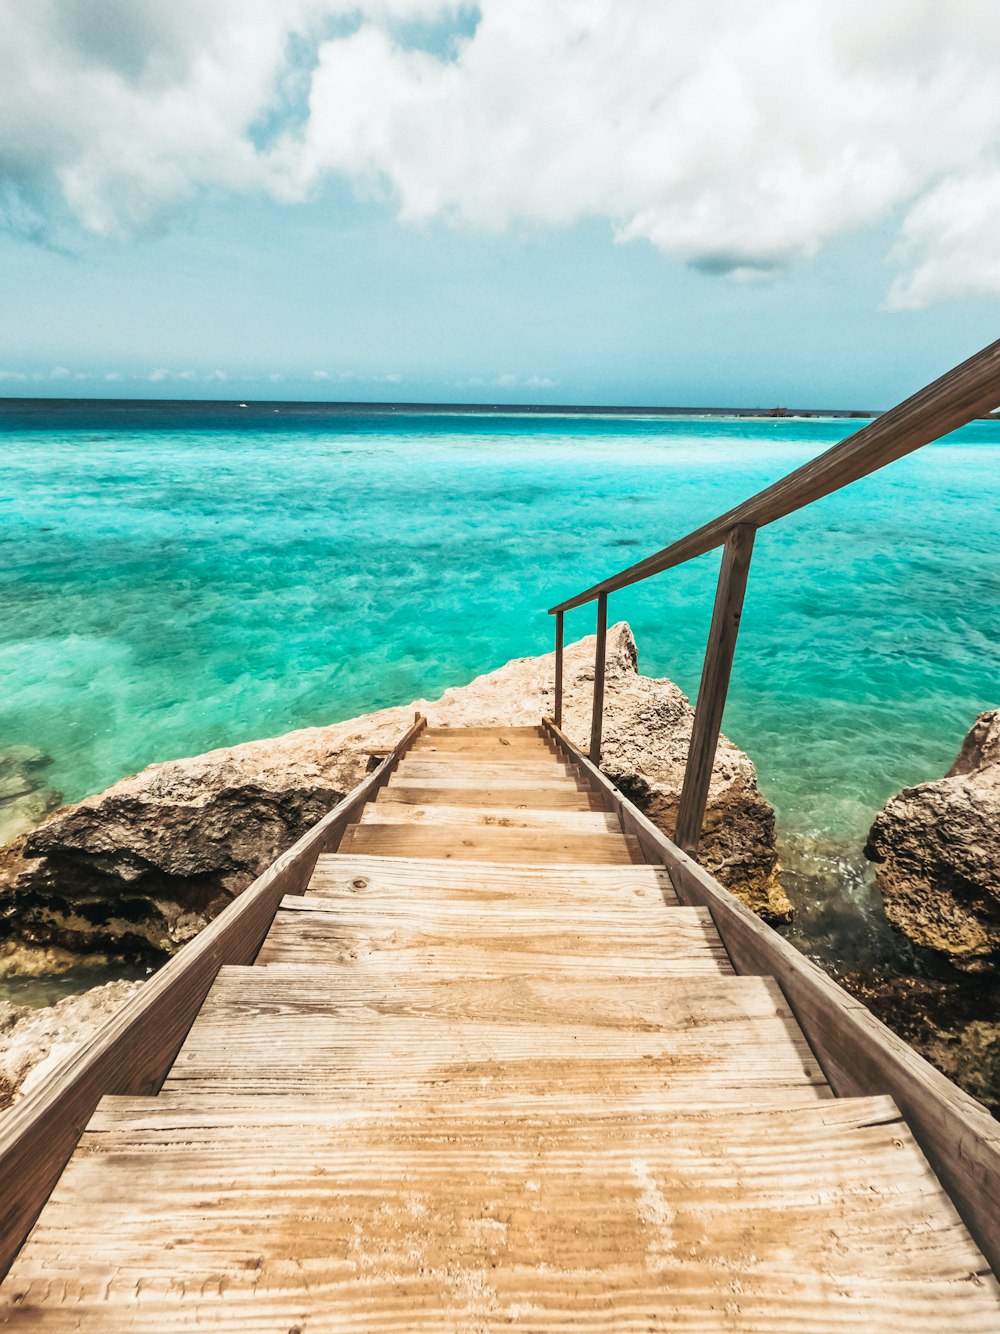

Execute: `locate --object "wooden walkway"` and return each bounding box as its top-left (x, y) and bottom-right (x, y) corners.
top-left (2, 726), bottom-right (999, 1329)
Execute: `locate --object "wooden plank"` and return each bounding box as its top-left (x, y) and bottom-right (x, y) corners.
top-left (164, 971), bottom-right (829, 1099)
top-left (421, 726), bottom-right (544, 737)
top-left (210, 959), bottom-right (740, 1024)
top-left (336, 822), bottom-right (644, 865)
top-left (394, 758), bottom-right (577, 782)
top-left (255, 899), bottom-right (723, 970)
top-left (361, 801), bottom-right (622, 834)
top-left (588, 590), bottom-right (608, 764)
top-left (550, 337), bottom-right (1000, 612)
top-left (410, 736), bottom-right (555, 755)
top-left (378, 783), bottom-right (606, 810)
top-left (307, 854), bottom-right (680, 906)
top-left (0, 719), bottom-right (430, 1282)
top-left (7, 1096), bottom-right (997, 1330)
top-left (543, 714), bottom-right (1000, 1278)
top-left (674, 522), bottom-right (756, 855)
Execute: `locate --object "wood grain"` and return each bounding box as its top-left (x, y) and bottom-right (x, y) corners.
top-left (337, 822), bottom-right (644, 864)
top-left (362, 800), bottom-right (622, 833)
top-left (307, 853), bottom-right (680, 905)
top-left (6, 1095), bottom-right (997, 1330)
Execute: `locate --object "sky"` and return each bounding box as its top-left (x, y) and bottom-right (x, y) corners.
top-left (2, 0), bottom-right (999, 407)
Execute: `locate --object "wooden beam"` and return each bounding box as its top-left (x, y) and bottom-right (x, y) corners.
top-left (541, 715), bottom-right (1000, 1278)
top-left (588, 592), bottom-right (608, 765)
top-left (550, 337), bottom-right (1000, 612)
top-left (0, 714), bottom-right (427, 1282)
top-left (553, 609), bottom-right (564, 728)
top-left (674, 523), bottom-right (756, 855)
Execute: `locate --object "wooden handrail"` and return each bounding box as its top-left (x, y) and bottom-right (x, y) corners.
top-left (549, 337), bottom-right (1000, 614)
top-left (0, 713), bottom-right (427, 1281)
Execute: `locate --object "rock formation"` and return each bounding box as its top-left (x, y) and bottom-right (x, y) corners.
top-left (0, 624), bottom-right (785, 972)
top-left (0, 979), bottom-right (143, 1112)
top-left (865, 710), bottom-right (1000, 971)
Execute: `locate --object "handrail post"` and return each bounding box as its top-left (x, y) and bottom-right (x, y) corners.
top-left (589, 592), bottom-right (608, 764)
top-left (675, 523), bottom-right (756, 855)
top-left (553, 611), bottom-right (565, 728)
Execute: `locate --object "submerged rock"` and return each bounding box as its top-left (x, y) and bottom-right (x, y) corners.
top-left (0, 746), bottom-right (62, 847)
top-left (0, 623), bottom-right (784, 967)
top-left (0, 978), bottom-right (143, 1112)
top-left (864, 710), bottom-right (1000, 971)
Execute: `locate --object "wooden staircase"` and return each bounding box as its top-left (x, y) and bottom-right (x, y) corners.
top-left (2, 725), bottom-right (998, 1329)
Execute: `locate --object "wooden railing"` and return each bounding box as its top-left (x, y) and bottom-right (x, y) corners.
top-left (0, 714), bottom-right (427, 1282)
top-left (549, 337), bottom-right (1000, 856)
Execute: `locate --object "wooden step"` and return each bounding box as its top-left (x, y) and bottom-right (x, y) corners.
top-left (413, 730), bottom-right (553, 748)
top-left (360, 801), bottom-right (622, 834)
top-left (422, 726), bottom-right (545, 738)
top-left (9, 1095), bottom-right (995, 1330)
top-left (256, 896), bottom-right (724, 971)
top-left (308, 854), bottom-right (680, 906)
top-left (395, 758), bottom-right (577, 782)
top-left (410, 740), bottom-right (557, 759)
top-left (377, 783), bottom-right (606, 810)
top-left (163, 969), bottom-right (828, 1101)
top-left (337, 821), bottom-right (643, 865)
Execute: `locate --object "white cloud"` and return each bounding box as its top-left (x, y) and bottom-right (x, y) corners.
top-left (887, 168), bottom-right (1000, 308)
top-left (2, 1), bottom-right (1000, 303)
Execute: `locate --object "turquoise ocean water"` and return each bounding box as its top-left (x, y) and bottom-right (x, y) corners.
top-left (2, 401), bottom-right (998, 982)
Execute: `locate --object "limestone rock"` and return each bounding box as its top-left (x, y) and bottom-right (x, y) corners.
top-left (0, 623), bottom-right (783, 966)
top-left (864, 709), bottom-right (1000, 971)
top-left (0, 979), bottom-right (143, 1113)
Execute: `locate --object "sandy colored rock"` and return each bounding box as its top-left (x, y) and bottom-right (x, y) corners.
top-left (0, 979), bottom-right (143, 1113)
top-left (0, 623), bottom-right (784, 967)
top-left (865, 709), bottom-right (1000, 971)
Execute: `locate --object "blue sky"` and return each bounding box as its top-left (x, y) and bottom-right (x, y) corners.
top-left (3, 1), bottom-right (999, 407)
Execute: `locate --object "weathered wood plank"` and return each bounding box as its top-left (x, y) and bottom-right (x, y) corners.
top-left (336, 821), bottom-right (644, 864)
top-left (378, 782), bottom-right (605, 810)
top-left (164, 969), bottom-right (827, 1099)
top-left (8, 1095), bottom-right (996, 1330)
top-left (255, 898), bottom-right (725, 970)
top-left (361, 801), bottom-right (622, 833)
top-left (395, 757), bottom-right (579, 782)
top-left (307, 854), bottom-right (680, 906)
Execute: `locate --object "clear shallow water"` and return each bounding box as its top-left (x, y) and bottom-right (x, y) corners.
top-left (2, 401), bottom-right (998, 979)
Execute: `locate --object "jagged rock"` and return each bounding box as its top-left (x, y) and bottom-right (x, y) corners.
top-left (0, 746), bottom-right (62, 846)
top-left (0, 979), bottom-right (143, 1112)
top-left (865, 710), bottom-right (1000, 971)
top-left (0, 624), bottom-right (784, 967)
